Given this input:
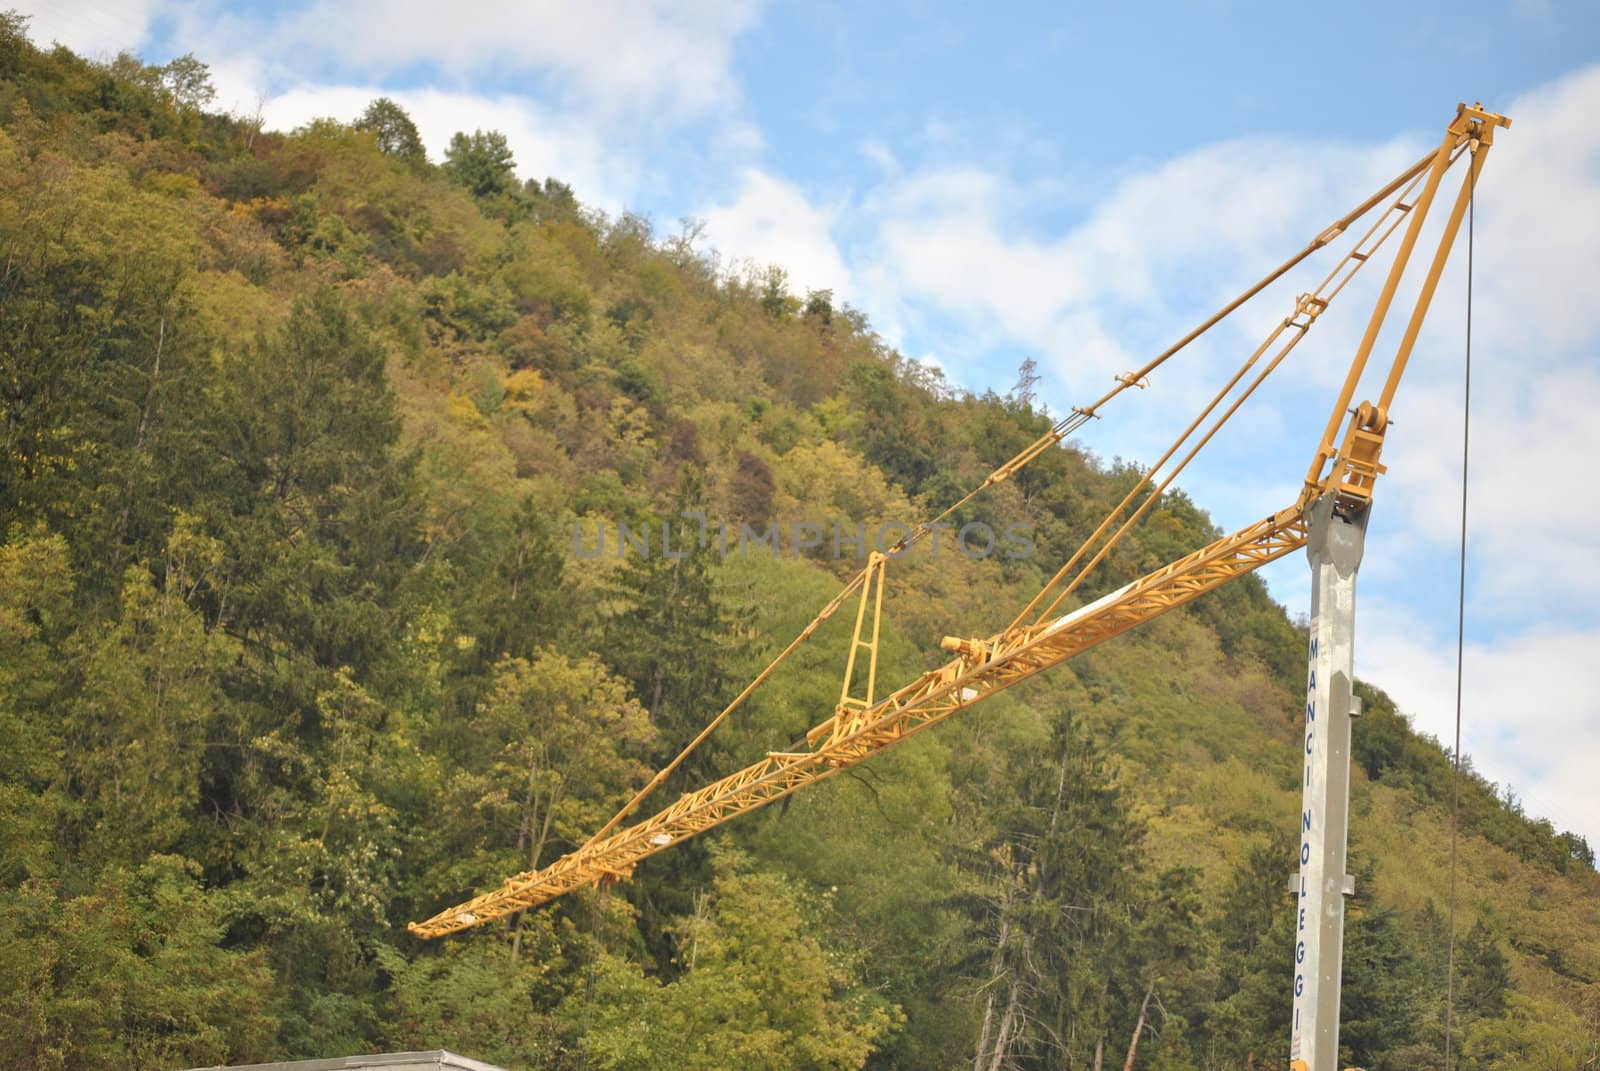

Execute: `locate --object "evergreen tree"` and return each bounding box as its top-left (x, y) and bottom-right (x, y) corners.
top-left (604, 470), bottom-right (731, 768)
top-left (202, 291), bottom-right (421, 698)
top-left (970, 710), bottom-right (1144, 1070)
top-left (1207, 840), bottom-right (1295, 1067)
top-left (1341, 906), bottom-right (1428, 1068)
top-left (478, 493), bottom-right (569, 661)
top-left (1458, 919), bottom-right (1511, 1022)
top-left (443, 129), bottom-right (517, 199)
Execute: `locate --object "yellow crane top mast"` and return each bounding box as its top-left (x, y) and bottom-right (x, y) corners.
top-left (410, 102), bottom-right (1509, 1071)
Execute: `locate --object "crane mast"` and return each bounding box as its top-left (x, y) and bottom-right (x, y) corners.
top-left (1289, 101), bottom-right (1505, 1071)
top-left (1293, 497), bottom-right (1364, 1070)
top-left (410, 102), bottom-right (1510, 1071)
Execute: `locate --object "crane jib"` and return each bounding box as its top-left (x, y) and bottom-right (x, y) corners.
top-left (408, 507), bottom-right (1309, 939)
top-left (409, 102), bottom-right (1510, 1071)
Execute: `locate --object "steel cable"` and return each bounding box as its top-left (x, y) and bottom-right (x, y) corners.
top-left (1444, 138), bottom-right (1478, 1071)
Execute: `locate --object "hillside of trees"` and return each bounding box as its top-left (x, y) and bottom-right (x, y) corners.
top-left (1, 19), bottom-right (1596, 1071)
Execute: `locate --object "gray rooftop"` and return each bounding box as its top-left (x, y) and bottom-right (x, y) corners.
top-left (185, 1051), bottom-right (508, 1071)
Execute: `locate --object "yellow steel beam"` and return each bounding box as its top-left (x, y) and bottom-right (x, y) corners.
top-left (1303, 119), bottom-right (1466, 493)
top-left (1309, 103), bottom-right (1510, 514)
top-left (1375, 116), bottom-right (1502, 413)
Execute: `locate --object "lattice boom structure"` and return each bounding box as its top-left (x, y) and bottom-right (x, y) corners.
top-left (409, 507), bottom-right (1308, 938)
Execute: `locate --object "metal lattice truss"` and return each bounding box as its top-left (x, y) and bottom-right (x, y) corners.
top-left (409, 506), bottom-right (1308, 938)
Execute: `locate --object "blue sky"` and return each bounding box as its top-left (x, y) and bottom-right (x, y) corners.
top-left (21, 1), bottom-right (1600, 845)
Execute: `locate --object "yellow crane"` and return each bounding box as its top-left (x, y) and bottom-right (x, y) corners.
top-left (410, 102), bottom-right (1508, 1071)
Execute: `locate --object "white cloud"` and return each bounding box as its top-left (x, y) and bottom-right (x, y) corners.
top-left (160, 0), bottom-right (760, 127)
top-left (14, 0), bottom-right (761, 217)
top-left (1361, 605), bottom-right (1600, 845)
top-left (850, 136), bottom-right (1429, 470)
top-left (22, 0), bottom-right (768, 217)
top-left (700, 168), bottom-right (852, 298)
top-left (271, 0), bottom-right (761, 121)
top-left (1373, 69), bottom-right (1600, 623)
top-left (861, 140), bottom-right (899, 176)
top-left (833, 72), bottom-right (1600, 846)
top-left (1383, 364), bottom-right (1600, 620)
top-left (1471, 69), bottom-right (1600, 357)
top-left (257, 84), bottom-right (633, 211)
top-left (11, 0), bottom-right (157, 57)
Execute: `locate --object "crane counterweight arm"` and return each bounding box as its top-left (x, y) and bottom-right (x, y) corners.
top-left (408, 505), bottom-right (1309, 939)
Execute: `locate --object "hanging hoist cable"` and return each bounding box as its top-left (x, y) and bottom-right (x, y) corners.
top-left (1444, 127), bottom-right (1480, 1071)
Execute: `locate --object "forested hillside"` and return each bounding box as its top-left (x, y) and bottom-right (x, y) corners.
top-left (1, 20), bottom-right (1596, 1071)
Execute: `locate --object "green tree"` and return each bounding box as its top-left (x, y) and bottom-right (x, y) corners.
top-left (444, 129), bottom-right (517, 199)
top-left (604, 471), bottom-right (731, 765)
top-left (214, 667), bottom-right (414, 1058)
top-left (1341, 906), bottom-right (1427, 1069)
top-left (158, 53), bottom-right (215, 111)
top-left (1462, 992), bottom-right (1595, 1071)
top-left (0, 154), bottom-right (213, 591)
top-left (0, 856), bottom-right (275, 1071)
top-left (201, 290), bottom-right (421, 693)
top-left (1457, 919), bottom-right (1511, 1022)
top-left (840, 359), bottom-right (937, 493)
top-left (378, 938), bottom-right (563, 1068)
top-left (1205, 840), bottom-right (1294, 1068)
top-left (443, 650), bottom-right (654, 957)
top-left (969, 710), bottom-right (1144, 1071)
top-left (470, 493), bottom-right (570, 663)
top-left (0, 528), bottom-right (76, 884)
top-left (759, 265), bottom-right (796, 319)
top-left (573, 855), bottom-right (897, 1071)
top-left (61, 560), bottom-right (234, 868)
top-left (1117, 866), bottom-right (1209, 1070)
top-left (357, 96), bottom-right (426, 164)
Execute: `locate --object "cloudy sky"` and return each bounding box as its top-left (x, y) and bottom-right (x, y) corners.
top-left (19, 1), bottom-right (1600, 847)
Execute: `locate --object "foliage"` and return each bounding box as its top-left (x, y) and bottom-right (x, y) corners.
top-left (965, 709), bottom-right (1146, 1068)
top-left (573, 854), bottom-right (898, 1071)
top-left (358, 97), bottom-right (426, 164)
top-left (0, 22), bottom-right (1595, 1071)
top-left (444, 128), bottom-right (517, 199)
top-left (603, 470), bottom-right (733, 764)
top-left (0, 857), bottom-right (275, 1071)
